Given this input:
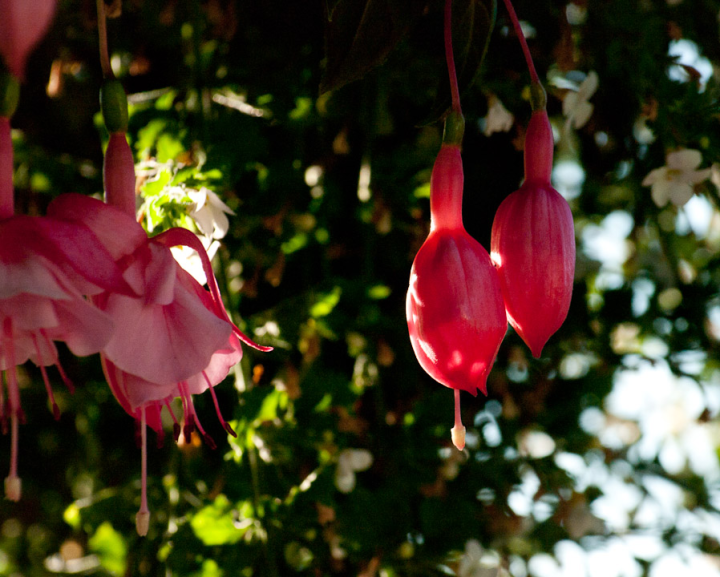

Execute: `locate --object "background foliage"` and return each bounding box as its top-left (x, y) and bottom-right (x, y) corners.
top-left (3, 0), bottom-right (720, 576)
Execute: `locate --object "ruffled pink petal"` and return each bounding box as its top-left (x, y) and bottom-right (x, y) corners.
top-left (184, 335), bottom-right (242, 395)
top-left (142, 243), bottom-right (176, 305)
top-left (0, 0), bottom-right (57, 80)
top-left (101, 269), bottom-right (232, 385)
top-left (101, 355), bottom-right (167, 433)
top-left (0, 214), bottom-right (136, 297)
top-left (46, 193), bottom-right (146, 261)
top-left (0, 255), bottom-right (70, 300)
top-left (0, 294), bottom-right (59, 332)
top-left (45, 297), bottom-right (115, 357)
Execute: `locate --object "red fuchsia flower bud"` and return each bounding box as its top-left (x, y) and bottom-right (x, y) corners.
top-left (104, 133), bottom-right (137, 217)
top-left (407, 144), bottom-right (507, 450)
top-left (48, 194), bottom-right (271, 536)
top-left (0, 0), bottom-right (57, 81)
top-left (490, 109), bottom-right (575, 358)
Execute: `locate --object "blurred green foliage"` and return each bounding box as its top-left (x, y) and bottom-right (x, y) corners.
top-left (3, 0), bottom-right (720, 576)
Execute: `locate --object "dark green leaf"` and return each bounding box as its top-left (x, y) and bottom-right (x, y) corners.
top-left (320, 0), bottom-right (429, 94)
top-left (422, 0), bottom-right (497, 125)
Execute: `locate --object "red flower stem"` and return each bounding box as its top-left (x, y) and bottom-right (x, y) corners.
top-left (0, 117), bottom-right (13, 219)
top-left (444, 0), bottom-right (462, 117)
top-left (96, 0), bottom-right (114, 79)
top-left (501, 0), bottom-right (540, 85)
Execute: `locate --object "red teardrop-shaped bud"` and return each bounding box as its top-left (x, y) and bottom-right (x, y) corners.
top-left (407, 145), bottom-right (507, 396)
top-left (104, 132), bottom-right (137, 218)
top-left (0, 0), bottom-right (57, 81)
top-left (491, 110), bottom-right (575, 358)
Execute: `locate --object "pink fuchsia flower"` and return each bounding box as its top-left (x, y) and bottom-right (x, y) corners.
top-left (48, 193), bottom-right (271, 535)
top-left (0, 212), bottom-right (135, 501)
top-left (0, 0), bottom-right (57, 80)
top-left (406, 144), bottom-right (507, 450)
top-left (491, 110), bottom-right (575, 358)
top-left (642, 149), bottom-right (711, 208)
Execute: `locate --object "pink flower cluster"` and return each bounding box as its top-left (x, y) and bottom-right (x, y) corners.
top-left (0, 6), bottom-right (271, 536)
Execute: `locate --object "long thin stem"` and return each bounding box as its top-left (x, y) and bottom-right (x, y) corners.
top-left (136, 405), bottom-right (150, 536)
top-left (501, 0), bottom-right (540, 85)
top-left (96, 0), bottom-right (114, 79)
top-left (444, 0), bottom-right (462, 116)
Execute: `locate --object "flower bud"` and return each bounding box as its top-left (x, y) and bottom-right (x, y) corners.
top-left (407, 145), bottom-right (506, 396)
top-left (491, 110), bottom-right (575, 358)
top-left (100, 79), bottom-right (129, 134)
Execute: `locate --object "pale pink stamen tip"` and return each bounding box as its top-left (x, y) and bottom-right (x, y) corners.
top-left (4, 476), bottom-right (21, 501)
top-left (451, 425), bottom-right (466, 451)
top-left (135, 510), bottom-right (150, 536)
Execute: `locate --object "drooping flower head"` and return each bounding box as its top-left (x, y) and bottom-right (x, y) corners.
top-left (407, 139), bottom-right (507, 450)
top-left (0, 71), bottom-right (134, 502)
top-left (491, 105), bottom-right (576, 358)
top-left (48, 192), bottom-right (271, 536)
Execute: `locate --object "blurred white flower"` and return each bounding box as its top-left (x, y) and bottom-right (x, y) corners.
top-left (188, 187), bottom-right (235, 239)
top-left (335, 449), bottom-right (373, 493)
top-left (457, 540), bottom-right (502, 577)
top-left (482, 95), bottom-right (514, 137)
top-left (171, 236), bottom-right (220, 285)
top-left (563, 71), bottom-right (598, 129)
top-left (642, 149), bottom-right (711, 207)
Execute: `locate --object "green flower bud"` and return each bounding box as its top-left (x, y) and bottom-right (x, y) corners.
top-left (100, 79), bottom-right (129, 133)
top-left (0, 73), bottom-right (20, 118)
top-left (442, 110), bottom-right (465, 146)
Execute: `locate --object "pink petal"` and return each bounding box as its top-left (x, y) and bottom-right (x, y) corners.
top-left (101, 268), bottom-right (232, 385)
top-left (47, 193), bottom-right (145, 260)
top-left (47, 298), bottom-right (115, 357)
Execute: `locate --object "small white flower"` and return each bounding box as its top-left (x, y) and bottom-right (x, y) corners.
top-left (563, 71), bottom-right (598, 129)
top-left (188, 187), bottom-right (235, 239)
top-left (334, 449), bottom-right (373, 493)
top-left (482, 95), bottom-right (514, 137)
top-left (457, 540), bottom-right (502, 577)
top-left (642, 149), bottom-right (711, 207)
top-left (171, 236), bottom-right (220, 285)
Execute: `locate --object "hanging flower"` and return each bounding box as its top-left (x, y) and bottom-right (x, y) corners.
top-left (0, 0), bottom-right (57, 80)
top-left (491, 110), bottom-right (575, 358)
top-left (563, 71), bottom-right (598, 130)
top-left (642, 149), bottom-right (711, 207)
top-left (407, 144), bottom-right (507, 450)
top-left (47, 193), bottom-right (271, 535)
top-left (335, 448), bottom-right (373, 493)
top-left (188, 187), bottom-right (235, 240)
top-left (0, 211), bottom-right (135, 501)
top-left (482, 95), bottom-right (514, 137)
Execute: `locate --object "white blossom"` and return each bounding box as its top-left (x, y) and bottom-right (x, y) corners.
top-left (563, 71), bottom-right (598, 129)
top-left (642, 149), bottom-right (711, 207)
top-left (171, 236), bottom-right (220, 285)
top-left (457, 540), bottom-right (502, 577)
top-left (188, 187), bottom-right (235, 239)
top-left (482, 95), bottom-right (514, 137)
top-left (335, 449), bottom-right (373, 493)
